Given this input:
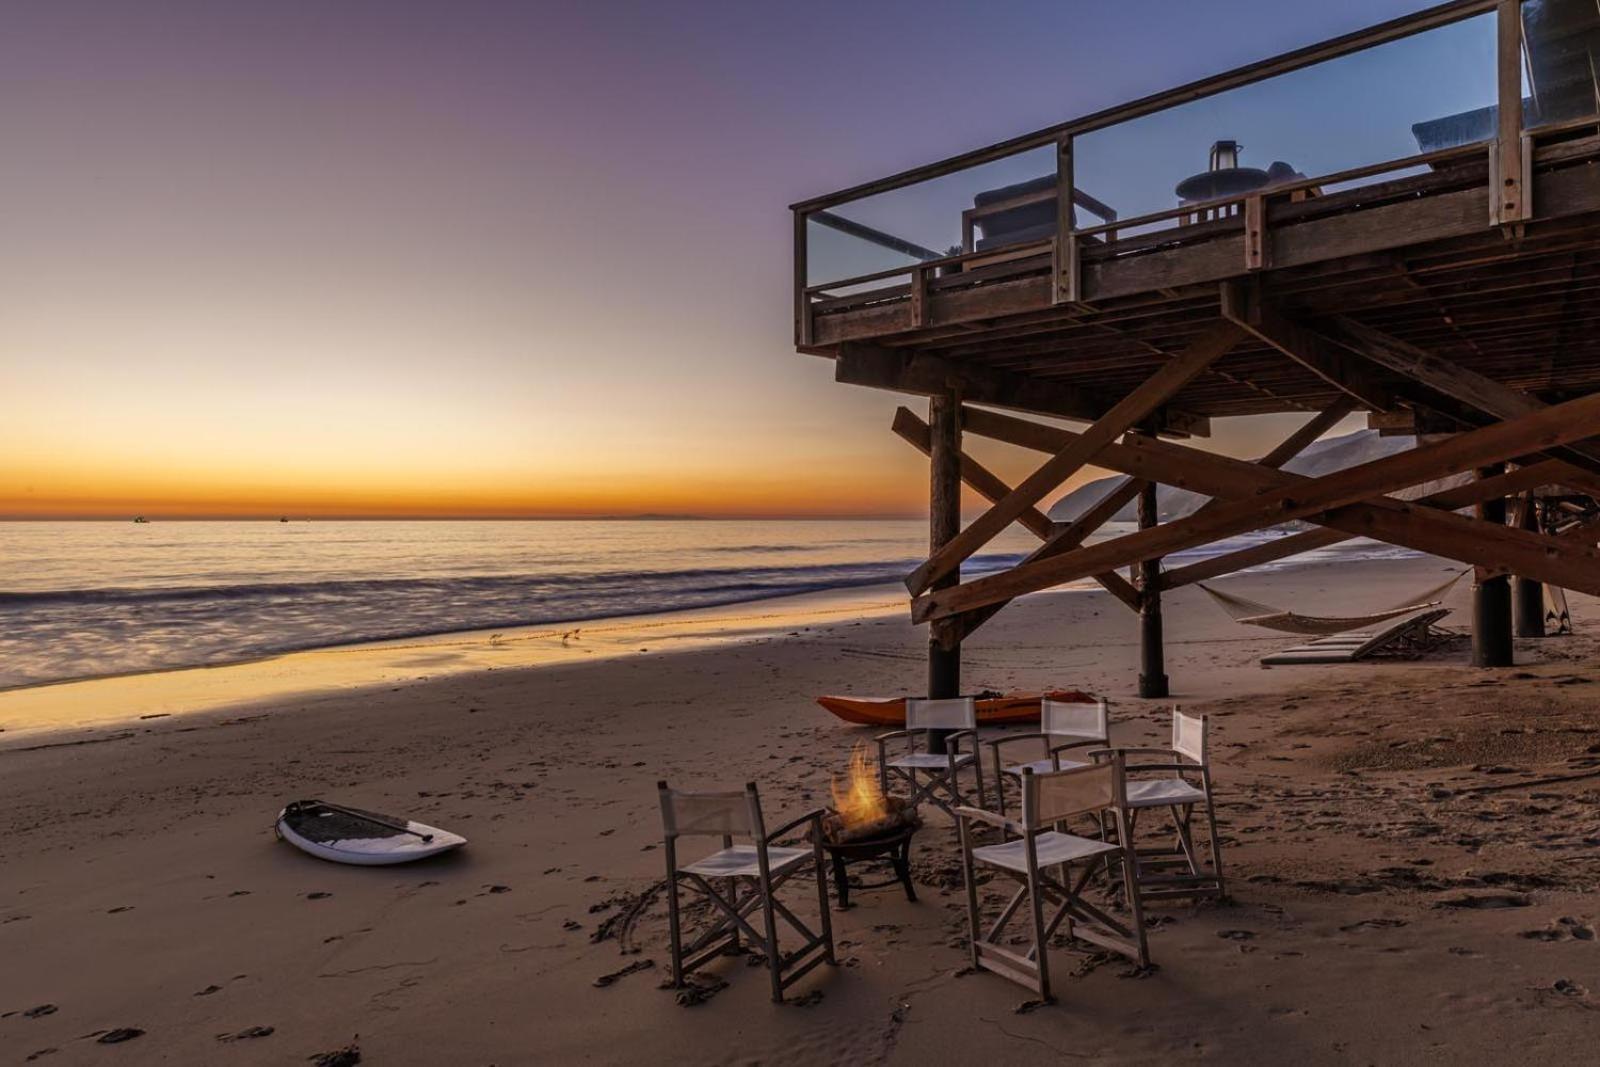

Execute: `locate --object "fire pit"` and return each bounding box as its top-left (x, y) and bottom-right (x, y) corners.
top-left (817, 748), bottom-right (923, 909)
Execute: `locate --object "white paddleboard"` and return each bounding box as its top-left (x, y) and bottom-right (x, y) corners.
top-left (276, 800), bottom-right (466, 866)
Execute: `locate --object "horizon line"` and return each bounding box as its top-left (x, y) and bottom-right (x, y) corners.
top-left (0, 512), bottom-right (934, 523)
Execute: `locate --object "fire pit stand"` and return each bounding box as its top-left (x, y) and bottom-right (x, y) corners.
top-left (820, 823), bottom-right (918, 909)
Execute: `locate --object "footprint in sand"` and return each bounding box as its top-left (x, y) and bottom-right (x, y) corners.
top-left (215, 1025), bottom-right (274, 1042)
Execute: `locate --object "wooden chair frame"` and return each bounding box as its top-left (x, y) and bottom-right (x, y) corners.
top-left (1091, 708), bottom-right (1226, 901)
top-left (955, 757), bottom-right (1149, 1002)
top-left (875, 697), bottom-right (985, 820)
top-left (658, 780), bottom-right (835, 1003)
top-left (986, 696), bottom-right (1110, 816)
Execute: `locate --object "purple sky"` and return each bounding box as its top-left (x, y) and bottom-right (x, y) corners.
top-left (1, 0), bottom-right (1450, 518)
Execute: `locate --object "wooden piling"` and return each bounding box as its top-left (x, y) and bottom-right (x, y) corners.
top-left (1472, 465), bottom-right (1514, 667)
top-left (1136, 475), bottom-right (1169, 698)
top-left (1514, 498), bottom-right (1545, 638)
top-left (927, 392), bottom-right (962, 750)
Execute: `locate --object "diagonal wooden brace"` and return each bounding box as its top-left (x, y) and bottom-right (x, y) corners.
top-left (951, 396), bottom-right (1355, 637)
top-left (917, 392), bottom-right (1600, 621)
top-left (1325, 314), bottom-right (1600, 488)
top-left (890, 407), bottom-right (1139, 611)
top-left (904, 322), bottom-right (1244, 595)
top-left (1161, 460), bottom-right (1566, 589)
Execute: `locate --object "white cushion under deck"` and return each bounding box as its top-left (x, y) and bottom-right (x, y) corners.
top-left (1124, 778), bottom-right (1207, 809)
top-left (1002, 757), bottom-right (1088, 778)
top-left (681, 844), bottom-right (810, 879)
top-left (888, 752), bottom-right (976, 770)
top-left (972, 830), bottom-right (1117, 873)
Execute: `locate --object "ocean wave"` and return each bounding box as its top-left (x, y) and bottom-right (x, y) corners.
top-left (0, 551), bottom-right (1030, 688)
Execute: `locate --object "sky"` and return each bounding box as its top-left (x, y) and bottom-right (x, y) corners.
top-left (0, 0), bottom-right (1457, 520)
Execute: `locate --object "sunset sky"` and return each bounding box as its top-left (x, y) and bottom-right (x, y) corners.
top-left (1, 0), bottom-right (1449, 520)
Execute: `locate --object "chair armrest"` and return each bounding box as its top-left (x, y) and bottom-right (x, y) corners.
top-left (766, 808), bottom-right (826, 844)
top-left (986, 732), bottom-right (1050, 753)
top-left (945, 728), bottom-right (978, 751)
top-left (1049, 737), bottom-right (1107, 755)
top-left (953, 806), bottom-right (1025, 836)
top-left (873, 728), bottom-right (916, 745)
top-left (1090, 747), bottom-right (1195, 773)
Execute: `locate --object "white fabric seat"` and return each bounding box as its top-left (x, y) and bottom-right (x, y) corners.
top-left (1003, 756), bottom-right (1087, 778)
top-left (888, 752), bottom-right (976, 770)
top-left (682, 844), bottom-right (811, 879)
top-left (971, 830), bottom-right (1118, 874)
top-left (1124, 778), bottom-right (1206, 808)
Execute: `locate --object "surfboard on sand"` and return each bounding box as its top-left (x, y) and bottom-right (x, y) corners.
top-left (276, 800), bottom-right (466, 866)
top-left (815, 690), bottom-right (1093, 727)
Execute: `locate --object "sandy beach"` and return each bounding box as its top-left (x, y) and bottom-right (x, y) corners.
top-left (4, 553), bottom-right (1600, 1065)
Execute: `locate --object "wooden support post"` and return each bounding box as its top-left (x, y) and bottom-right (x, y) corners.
top-left (1473, 465), bottom-right (1514, 667)
top-left (1136, 473), bottom-right (1169, 699)
top-left (927, 392), bottom-right (962, 752)
top-left (1514, 494), bottom-right (1545, 638)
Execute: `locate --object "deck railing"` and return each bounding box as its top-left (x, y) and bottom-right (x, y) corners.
top-left (793, 0), bottom-right (1600, 346)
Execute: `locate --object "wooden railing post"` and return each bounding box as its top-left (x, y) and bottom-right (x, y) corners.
top-left (794, 210), bottom-right (812, 346)
top-left (1492, 0), bottom-right (1527, 225)
top-left (1053, 136), bottom-right (1079, 304)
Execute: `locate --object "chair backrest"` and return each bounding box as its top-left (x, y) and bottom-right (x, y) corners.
top-left (1021, 758), bottom-right (1122, 828)
top-left (1041, 697), bottom-right (1108, 741)
top-left (658, 781), bottom-right (764, 840)
top-left (905, 697), bottom-right (977, 731)
top-left (1172, 708), bottom-right (1207, 764)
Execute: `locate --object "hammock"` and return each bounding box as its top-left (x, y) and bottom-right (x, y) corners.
top-left (1199, 569), bottom-right (1470, 636)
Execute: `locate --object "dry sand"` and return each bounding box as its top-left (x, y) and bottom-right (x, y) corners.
top-left (3, 554), bottom-right (1599, 1065)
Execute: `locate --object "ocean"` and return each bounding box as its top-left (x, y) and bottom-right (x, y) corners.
top-left (0, 519), bottom-right (1416, 689)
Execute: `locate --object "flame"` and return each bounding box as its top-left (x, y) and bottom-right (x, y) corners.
top-left (830, 744), bottom-right (889, 829)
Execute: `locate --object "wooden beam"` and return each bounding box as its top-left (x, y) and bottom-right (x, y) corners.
top-left (1221, 283), bottom-right (1393, 410)
top-left (1161, 459), bottom-right (1566, 589)
top-left (890, 407), bottom-right (1140, 616)
top-left (963, 408), bottom-right (1561, 530)
top-left (1327, 315), bottom-right (1600, 484)
top-left (1186, 397), bottom-right (1358, 521)
top-left (916, 392), bottom-right (1600, 620)
top-left (960, 474), bottom-right (1146, 635)
top-left (904, 322), bottom-right (1243, 594)
top-left (964, 404), bottom-right (1567, 590)
top-left (834, 342), bottom-right (1210, 437)
top-left (891, 407), bottom-right (1053, 538)
top-left (1256, 397), bottom-right (1359, 469)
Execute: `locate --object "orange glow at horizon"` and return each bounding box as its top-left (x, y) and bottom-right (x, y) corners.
top-left (0, 3), bottom-right (1364, 525)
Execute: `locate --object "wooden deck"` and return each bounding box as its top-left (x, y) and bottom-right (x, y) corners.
top-left (788, 0), bottom-right (1600, 688)
top-left (804, 131), bottom-right (1600, 423)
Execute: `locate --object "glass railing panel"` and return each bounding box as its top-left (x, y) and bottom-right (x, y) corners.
top-left (1073, 12), bottom-right (1499, 235)
top-left (1522, 0), bottom-right (1600, 129)
top-left (804, 145), bottom-right (1056, 291)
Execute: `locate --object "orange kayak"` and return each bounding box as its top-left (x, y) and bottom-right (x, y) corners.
top-left (816, 690), bottom-right (1093, 728)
